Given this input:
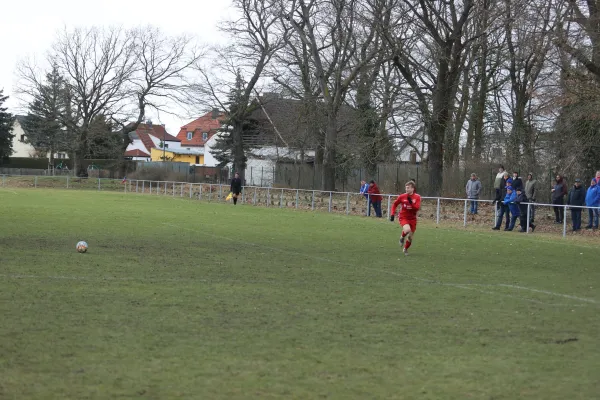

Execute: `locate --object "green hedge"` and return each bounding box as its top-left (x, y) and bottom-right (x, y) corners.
top-left (1, 157), bottom-right (52, 169)
top-left (1, 158), bottom-right (135, 171)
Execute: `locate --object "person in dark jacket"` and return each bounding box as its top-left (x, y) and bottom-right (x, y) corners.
top-left (367, 180), bottom-right (383, 218)
top-left (515, 188), bottom-right (535, 232)
top-left (230, 172), bottom-right (243, 205)
top-left (493, 172), bottom-right (511, 230)
top-left (551, 174), bottom-right (568, 223)
top-left (511, 171), bottom-right (523, 192)
top-left (567, 179), bottom-right (586, 231)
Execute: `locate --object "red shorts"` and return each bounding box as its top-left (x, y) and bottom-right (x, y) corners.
top-left (400, 219), bottom-right (417, 233)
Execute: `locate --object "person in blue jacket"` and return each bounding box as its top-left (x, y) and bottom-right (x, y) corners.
top-left (504, 186), bottom-right (520, 231)
top-left (586, 178), bottom-right (600, 230)
top-left (360, 180), bottom-right (370, 216)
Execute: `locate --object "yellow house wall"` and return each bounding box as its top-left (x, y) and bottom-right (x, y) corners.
top-left (150, 148), bottom-right (204, 165)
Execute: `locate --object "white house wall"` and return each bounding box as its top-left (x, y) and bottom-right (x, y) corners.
top-left (203, 135), bottom-right (220, 167)
top-left (11, 121), bottom-right (36, 157)
top-left (11, 120), bottom-right (69, 159)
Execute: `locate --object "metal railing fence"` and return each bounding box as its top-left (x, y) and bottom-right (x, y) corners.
top-left (2, 174), bottom-right (598, 239)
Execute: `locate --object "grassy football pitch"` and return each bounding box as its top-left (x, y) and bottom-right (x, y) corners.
top-left (0, 188), bottom-right (599, 399)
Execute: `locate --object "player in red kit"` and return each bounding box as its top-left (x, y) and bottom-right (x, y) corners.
top-left (390, 181), bottom-right (421, 256)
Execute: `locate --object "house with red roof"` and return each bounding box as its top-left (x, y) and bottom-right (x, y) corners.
top-left (124, 121), bottom-right (182, 161)
top-left (176, 109), bottom-right (225, 166)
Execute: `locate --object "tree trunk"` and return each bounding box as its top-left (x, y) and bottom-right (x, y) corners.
top-left (232, 121), bottom-right (246, 182)
top-left (321, 117), bottom-right (337, 191)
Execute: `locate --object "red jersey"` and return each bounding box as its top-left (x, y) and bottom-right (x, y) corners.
top-left (391, 193), bottom-right (421, 221)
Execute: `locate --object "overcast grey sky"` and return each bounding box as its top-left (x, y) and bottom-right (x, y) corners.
top-left (0, 0), bottom-right (231, 134)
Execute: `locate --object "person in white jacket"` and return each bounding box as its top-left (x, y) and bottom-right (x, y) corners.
top-left (494, 166), bottom-right (505, 203)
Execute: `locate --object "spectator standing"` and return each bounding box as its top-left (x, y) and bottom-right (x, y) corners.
top-left (511, 171), bottom-right (523, 191)
top-left (466, 173), bottom-right (482, 214)
top-left (360, 180), bottom-right (370, 215)
top-left (367, 180), bottom-right (383, 218)
top-left (504, 186), bottom-right (520, 231)
top-left (515, 188), bottom-right (535, 232)
top-left (567, 179), bottom-right (586, 231)
top-left (493, 172), bottom-right (511, 230)
top-left (524, 173), bottom-right (538, 222)
top-left (551, 174), bottom-right (568, 224)
top-left (494, 166), bottom-right (506, 201)
top-left (585, 178), bottom-right (599, 230)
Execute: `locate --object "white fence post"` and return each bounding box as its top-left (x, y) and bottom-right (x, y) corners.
top-left (35, 176), bottom-right (38, 188)
top-left (280, 189), bottom-right (284, 208)
top-left (97, 178), bottom-right (101, 191)
top-left (267, 188), bottom-right (271, 207)
top-left (311, 191), bottom-right (315, 211)
top-left (328, 192), bottom-right (332, 213)
top-left (253, 187), bottom-right (257, 205)
top-left (209, 184), bottom-right (212, 201)
top-left (2, 175), bottom-right (5, 187)
top-left (563, 205), bottom-right (567, 238)
top-left (463, 200), bottom-right (468, 227)
top-left (66, 175), bottom-right (69, 189)
top-left (219, 184), bottom-right (223, 201)
top-left (296, 189), bottom-right (299, 209)
top-left (387, 195), bottom-right (391, 218)
top-left (189, 184), bottom-right (192, 199)
top-left (180, 183), bottom-right (183, 197)
top-left (436, 198), bottom-right (441, 224)
top-left (346, 193), bottom-right (350, 215)
top-left (199, 185), bottom-right (203, 200)
top-left (526, 203), bottom-right (531, 234)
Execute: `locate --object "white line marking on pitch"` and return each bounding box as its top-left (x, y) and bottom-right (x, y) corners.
top-left (164, 223), bottom-right (599, 307)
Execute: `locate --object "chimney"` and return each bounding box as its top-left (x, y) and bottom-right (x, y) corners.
top-left (211, 108), bottom-right (219, 120)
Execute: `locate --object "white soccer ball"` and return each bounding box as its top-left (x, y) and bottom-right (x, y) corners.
top-left (76, 241), bottom-right (88, 253)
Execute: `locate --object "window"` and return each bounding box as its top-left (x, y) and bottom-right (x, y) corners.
top-left (202, 132), bottom-right (208, 141)
top-left (195, 156), bottom-right (200, 164)
top-left (187, 131), bottom-right (193, 140)
top-left (20, 135), bottom-right (25, 142)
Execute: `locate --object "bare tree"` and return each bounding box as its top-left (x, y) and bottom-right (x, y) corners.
top-left (382, 0), bottom-right (478, 195)
top-left (18, 26), bottom-right (200, 174)
top-left (280, 0), bottom-right (383, 190)
top-left (191, 0), bottom-right (289, 180)
top-left (503, 0), bottom-right (557, 170)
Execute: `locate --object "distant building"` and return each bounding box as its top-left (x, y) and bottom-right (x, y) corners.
top-left (10, 116), bottom-right (68, 161)
top-left (125, 121), bottom-right (181, 162)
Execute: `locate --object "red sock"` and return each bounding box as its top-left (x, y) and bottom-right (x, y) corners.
top-left (401, 232), bottom-right (407, 238)
top-left (404, 240), bottom-right (412, 250)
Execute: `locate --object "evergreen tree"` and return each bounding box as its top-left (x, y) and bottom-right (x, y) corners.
top-left (212, 71), bottom-right (260, 174)
top-left (88, 115), bottom-right (122, 159)
top-left (22, 66), bottom-right (74, 166)
top-left (0, 89), bottom-right (15, 163)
